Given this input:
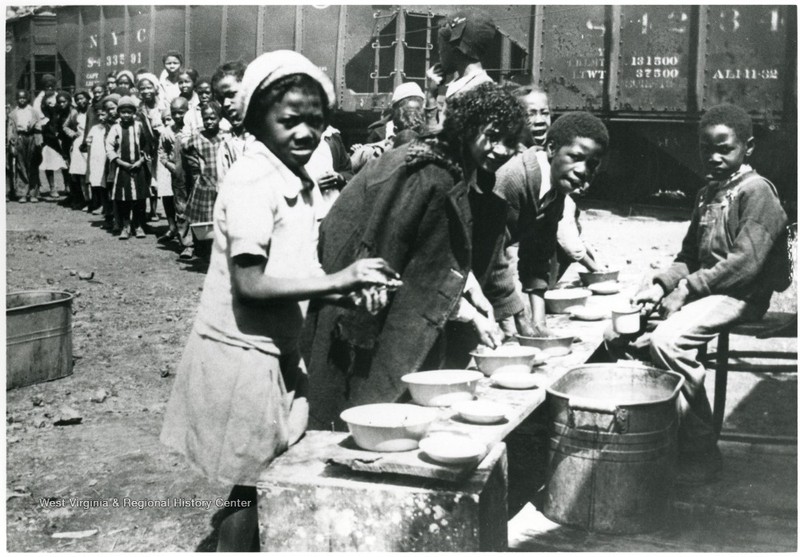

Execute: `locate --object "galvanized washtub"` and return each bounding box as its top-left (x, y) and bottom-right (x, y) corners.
top-left (7, 290), bottom-right (74, 390)
top-left (543, 363), bottom-right (684, 534)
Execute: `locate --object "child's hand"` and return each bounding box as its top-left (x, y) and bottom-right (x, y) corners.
top-left (632, 283), bottom-right (665, 306)
top-left (426, 63), bottom-right (445, 89)
top-left (348, 285), bottom-right (391, 315)
top-left (317, 172), bottom-right (344, 191)
top-left (338, 258), bottom-right (401, 291)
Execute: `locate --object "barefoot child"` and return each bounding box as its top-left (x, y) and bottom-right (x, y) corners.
top-left (160, 50), bottom-right (399, 552)
top-left (158, 97), bottom-right (192, 244)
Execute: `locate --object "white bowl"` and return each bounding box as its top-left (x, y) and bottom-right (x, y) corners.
top-left (470, 345), bottom-right (543, 376)
top-left (419, 434), bottom-right (487, 465)
top-left (544, 288), bottom-right (592, 314)
top-left (588, 281), bottom-right (620, 295)
top-left (568, 305), bottom-right (610, 321)
top-left (453, 400), bottom-right (509, 424)
top-left (340, 403), bottom-right (438, 452)
top-left (491, 371), bottom-right (542, 390)
top-left (401, 370), bottom-right (483, 406)
top-left (190, 222), bottom-right (214, 242)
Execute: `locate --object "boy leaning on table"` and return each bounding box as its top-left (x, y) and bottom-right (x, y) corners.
top-left (605, 103), bottom-right (790, 486)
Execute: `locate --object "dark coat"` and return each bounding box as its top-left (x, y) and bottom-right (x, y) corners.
top-left (303, 139), bottom-right (473, 430)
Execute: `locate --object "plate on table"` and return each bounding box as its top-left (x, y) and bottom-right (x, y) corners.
top-left (419, 434), bottom-right (487, 465)
top-left (453, 400), bottom-right (509, 424)
top-left (588, 281), bottom-right (620, 295)
top-left (567, 305), bottom-right (610, 321)
top-left (491, 371), bottom-right (541, 390)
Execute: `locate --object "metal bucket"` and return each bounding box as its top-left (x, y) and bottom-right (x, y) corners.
top-left (7, 290), bottom-right (74, 390)
top-left (543, 363), bottom-right (684, 534)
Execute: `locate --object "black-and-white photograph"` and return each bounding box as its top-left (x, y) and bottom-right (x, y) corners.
top-left (5, 3), bottom-right (797, 552)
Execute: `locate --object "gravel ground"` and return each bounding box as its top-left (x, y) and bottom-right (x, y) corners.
top-left (5, 195), bottom-right (796, 551)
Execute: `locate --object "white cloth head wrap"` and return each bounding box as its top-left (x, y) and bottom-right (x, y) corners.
top-left (238, 50), bottom-right (335, 125)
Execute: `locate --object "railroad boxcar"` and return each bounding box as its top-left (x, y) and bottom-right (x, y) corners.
top-left (6, 5), bottom-right (797, 211)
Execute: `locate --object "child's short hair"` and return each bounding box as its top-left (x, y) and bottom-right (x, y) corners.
top-left (16, 89), bottom-right (29, 98)
top-left (195, 78), bottom-right (212, 90)
top-left (74, 90), bottom-right (90, 102)
top-left (211, 60), bottom-right (246, 93)
top-left (547, 111), bottom-right (609, 152)
top-left (202, 101), bottom-right (222, 118)
top-left (162, 50), bottom-right (183, 66)
top-left (699, 103), bottom-right (753, 142)
top-left (170, 96), bottom-right (189, 110)
top-left (244, 73), bottom-right (331, 133)
top-left (180, 68), bottom-right (199, 85)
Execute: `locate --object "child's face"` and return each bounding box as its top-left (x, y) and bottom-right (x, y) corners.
top-left (202, 108), bottom-right (220, 133)
top-left (178, 75), bottom-right (194, 96)
top-left (170, 105), bottom-right (187, 126)
top-left (16, 92), bottom-right (29, 107)
top-left (138, 80), bottom-right (156, 102)
top-left (163, 113), bottom-right (174, 127)
top-left (164, 55), bottom-right (181, 75)
top-left (117, 75), bottom-right (133, 89)
top-left (103, 102), bottom-right (118, 121)
top-left (106, 78), bottom-right (116, 93)
top-left (255, 88), bottom-right (326, 171)
top-left (547, 136), bottom-right (605, 195)
top-left (96, 107), bottom-right (108, 122)
top-left (92, 85), bottom-right (105, 102)
top-left (56, 95), bottom-right (70, 112)
top-left (467, 124), bottom-right (517, 174)
top-left (699, 124), bottom-right (753, 182)
top-left (196, 83), bottom-right (212, 106)
top-left (118, 106), bottom-right (136, 125)
top-left (523, 91), bottom-right (551, 146)
top-left (75, 94), bottom-right (89, 111)
top-left (216, 74), bottom-right (242, 125)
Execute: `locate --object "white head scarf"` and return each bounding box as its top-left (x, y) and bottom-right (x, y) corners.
top-left (238, 50), bottom-right (335, 127)
top-left (136, 72), bottom-right (160, 91)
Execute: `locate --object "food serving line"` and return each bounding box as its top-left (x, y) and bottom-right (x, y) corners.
top-left (256, 271), bottom-right (651, 551)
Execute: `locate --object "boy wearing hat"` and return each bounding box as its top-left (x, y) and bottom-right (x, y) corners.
top-left (351, 82), bottom-right (426, 172)
top-left (425, 11), bottom-right (496, 127)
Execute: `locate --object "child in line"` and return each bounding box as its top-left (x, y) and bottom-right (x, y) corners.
top-left (63, 90), bottom-right (91, 210)
top-left (160, 50), bottom-right (399, 551)
top-left (7, 90), bottom-right (39, 202)
top-left (610, 103), bottom-right (789, 485)
top-left (181, 101), bottom-right (224, 259)
top-left (101, 95), bottom-right (121, 231)
top-left (106, 95), bottom-right (152, 240)
top-left (213, 60), bottom-right (248, 183)
top-left (39, 91), bottom-right (71, 201)
top-left (158, 50), bottom-right (183, 104)
top-left (85, 102), bottom-right (110, 217)
top-left (135, 72), bottom-right (166, 223)
top-left (178, 69), bottom-right (202, 135)
top-left (158, 97), bottom-right (192, 245)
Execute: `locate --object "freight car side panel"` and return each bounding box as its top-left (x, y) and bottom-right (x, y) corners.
top-left (261, 5), bottom-right (296, 53)
top-left (188, 6), bottom-right (223, 73)
top-left (298, 5), bottom-right (340, 86)
top-left (152, 6), bottom-right (185, 70)
top-left (225, 6), bottom-right (259, 64)
top-left (540, 5), bottom-right (606, 112)
top-left (704, 6), bottom-right (787, 116)
top-left (617, 6), bottom-right (690, 112)
top-left (80, 7), bottom-right (102, 89)
top-left (128, 5), bottom-right (153, 73)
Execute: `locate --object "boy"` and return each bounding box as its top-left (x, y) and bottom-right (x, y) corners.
top-left (158, 96), bottom-right (191, 244)
top-left (7, 90), bottom-right (39, 202)
top-left (622, 103), bottom-right (789, 484)
top-left (493, 111), bottom-right (610, 336)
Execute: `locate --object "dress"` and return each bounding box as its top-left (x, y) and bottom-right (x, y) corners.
top-left (67, 111), bottom-right (88, 175)
top-left (105, 120), bottom-right (152, 201)
top-left (160, 140), bottom-right (324, 485)
top-left (183, 130), bottom-right (224, 224)
top-left (40, 117), bottom-right (68, 171)
top-left (85, 124), bottom-right (108, 188)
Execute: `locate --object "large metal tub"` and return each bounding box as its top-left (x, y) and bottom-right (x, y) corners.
top-left (543, 363), bottom-right (684, 533)
top-left (7, 290), bottom-right (74, 389)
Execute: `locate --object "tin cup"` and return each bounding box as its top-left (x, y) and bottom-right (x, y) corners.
top-left (612, 305), bottom-right (642, 335)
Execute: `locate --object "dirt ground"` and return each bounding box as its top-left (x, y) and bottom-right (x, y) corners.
top-left (5, 192), bottom-right (797, 551)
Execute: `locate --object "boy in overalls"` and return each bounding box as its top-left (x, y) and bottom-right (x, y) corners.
top-left (614, 104), bottom-right (789, 484)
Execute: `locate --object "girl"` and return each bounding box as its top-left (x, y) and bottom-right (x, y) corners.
top-left (182, 101), bottom-right (224, 259)
top-left (39, 91), bottom-right (70, 200)
top-left (158, 50), bottom-right (183, 104)
top-left (85, 103), bottom-right (109, 218)
top-left (177, 69), bottom-right (201, 134)
top-left (306, 82), bottom-right (526, 430)
top-left (136, 72), bottom-right (166, 222)
top-left (114, 70), bottom-right (137, 96)
top-left (63, 90), bottom-right (91, 209)
top-left (105, 72), bottom-right (117, 96)
top-left (160, 97), bottom-right (192, 248)
top-left (160, 50), bottom-right (398, 552)
top-left (105, 95), bottom-right (152, 239)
